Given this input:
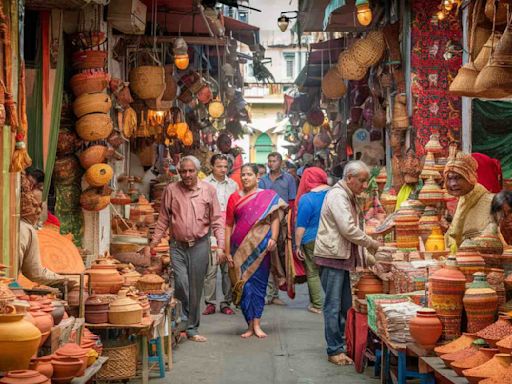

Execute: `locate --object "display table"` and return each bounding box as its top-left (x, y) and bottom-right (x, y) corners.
top-left (70, 356), bottom-right (108, 384)
top-left (420, 357), bottom-right (469, 384)
top-left (379, 335), bottom-right (435, 384)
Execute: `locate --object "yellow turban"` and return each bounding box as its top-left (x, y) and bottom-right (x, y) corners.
top-left (444, 151), bottom-right (478, 185)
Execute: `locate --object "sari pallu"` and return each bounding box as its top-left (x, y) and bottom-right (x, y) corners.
top-left (228, 189), bottom-right (287, 321)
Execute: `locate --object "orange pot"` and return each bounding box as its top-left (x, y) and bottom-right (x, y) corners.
top-left (86, 264), bottom-right (123, 294)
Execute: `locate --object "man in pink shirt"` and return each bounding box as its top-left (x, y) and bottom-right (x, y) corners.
top-left (151, 156), bottom-right (225, 342)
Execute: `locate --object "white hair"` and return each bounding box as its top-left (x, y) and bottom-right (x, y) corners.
top-left (343, 160), bottom-right (370, 180)
top-left (179, 155), bottom-right (201, 171)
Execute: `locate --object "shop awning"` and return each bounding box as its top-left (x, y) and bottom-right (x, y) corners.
top-left (223, 16), bottom-right (260, 47)
top-left (299, 0), bottom-right (332, 32)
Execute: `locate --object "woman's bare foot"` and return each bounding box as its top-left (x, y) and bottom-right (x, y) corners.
top-left (241, 329), bottom-right (254, 338)
top-left (254, 326), bottom-right (267, 338)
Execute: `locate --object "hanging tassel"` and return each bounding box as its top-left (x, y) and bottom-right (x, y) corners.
top-left (4, 92), bottom-right (17, 132)
top-left (9, 133), bottom-right (32, 172)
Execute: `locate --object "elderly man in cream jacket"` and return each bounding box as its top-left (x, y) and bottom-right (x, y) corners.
top-left (314, 160), bottom-right (380, 366)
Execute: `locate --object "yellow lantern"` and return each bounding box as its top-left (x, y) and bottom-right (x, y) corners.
top-left (356, 0), bottom-right (372, 26)
top-left (208, 98), bottom-right (225, 119)
top-left (176, 122), bottom-right (189, 140)
top-left (175, 54), bottom-right (189, 70)
top-left (182, 130), bottom-right (194, 146)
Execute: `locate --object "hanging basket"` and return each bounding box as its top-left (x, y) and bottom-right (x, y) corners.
top-left (79, 145), bottom-right (109, 169)
top-left (392, 94), bottom-right (409, 130)
top-left (337, 51), bottom-right (367, 81)
top-left (474, 60), bottom-right (512, 98)
top-left (72, 50), bottom-right (107, 70)
top-left (473, 27), bottom-right (492, 59)
top-left (73, 92), bottom-right (112, 118)
top-left (129, 66), bottom-right (166, 100)
top-left (122, 107), bottom-right (137, 139)
top-left (492, 23), bottom-right (512, 65)
top-left (321, 67), bottom-right (347, 99)
top-left (162, 64), bottom-right (177, 101)
top-left (76, 113), bottom-right (113, 141)
top-left (70, 71), bottom-right (109, 97)
top-left (473, 33), bottom-right (502, 71)
top-left (351, 31), bottom-right (385, 67)
top-left (484, 0), bottom-right (508, 25)
top-left (449, 63), bottom-right (480, 97)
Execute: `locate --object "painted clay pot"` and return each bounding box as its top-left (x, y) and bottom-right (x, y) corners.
top-left (434, 332), bottom-right (478, 356)
top-left (473, 223), bottom-right (504, 256)
top-left (355, 271), bottom-right (383, 299)
top-left (35, 356), bottom-right (53, 379)
top-left (0, 370), bottom-right (50, 384)
top-left (463, 273), bottom-right (498, 333)
top-left (429, 256), bottom-right (466, 340)
top-left (86, 264), bottom-right (123, 294)
top-left (451, 346), bottom-right (498, 376)
top-left (462, 353), bottom-right (512, 384)
top-left (51, 356), bottom-right (83, 381)
top-left (0, 313), bottom-right (42, 371)
top-left (476, 315), bottom-right (512, 347)
top-left (409, 308), bottom-right (442, 349)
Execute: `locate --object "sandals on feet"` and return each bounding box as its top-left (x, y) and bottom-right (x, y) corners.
top-left (327, 353), bottom-right (353, 366)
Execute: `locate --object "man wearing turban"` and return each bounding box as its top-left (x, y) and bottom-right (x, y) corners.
top-left (444, 151), bottom-right (495, 250)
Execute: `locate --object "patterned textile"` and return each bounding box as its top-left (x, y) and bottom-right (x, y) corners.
top-left (410, 0), bottom-right (463, 156)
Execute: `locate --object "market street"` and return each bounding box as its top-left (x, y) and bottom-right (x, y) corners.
top-left (150, 284), bottom-right (375, 384)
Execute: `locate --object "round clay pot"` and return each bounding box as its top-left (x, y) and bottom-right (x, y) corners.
top-left (54, 344), bottom-right (88, 376)
top-left (35, 356), bottom-right (53, 379)
top-left (409, 308), bottom-right (443, 349)
top-left (355, 271), bottom-right (383, 299)
top-left (67, 287), bottom-right (89, 307)
top-left (463, 273), bottom-right (498, 333)
top-left (0, 370), bottom-right (50, 384)
top-left (86, 264), bottom-right (123, 294)
top-left (0, 313), bottom-right (42, 371)
top-left (50, 301), bottom-right (65, 326)
top-left (51, 356), bottom-right (83, 379)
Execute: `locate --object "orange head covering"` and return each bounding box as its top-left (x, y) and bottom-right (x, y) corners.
top-left (444, 151), bottom-right (478, 185)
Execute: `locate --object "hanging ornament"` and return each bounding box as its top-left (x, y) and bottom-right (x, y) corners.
top-left (208, 98), bottom-right (225, 119)
top-left (173, 37), bottom-right (189, 70)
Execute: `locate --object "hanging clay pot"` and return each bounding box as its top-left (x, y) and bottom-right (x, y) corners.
top-left (463, 272), bottom-right (498, 333)
top-left (409, 308), bottom-right (442, 349)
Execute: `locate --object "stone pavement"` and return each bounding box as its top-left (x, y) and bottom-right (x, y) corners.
top-left (144, 283), bottom-right (378, 384)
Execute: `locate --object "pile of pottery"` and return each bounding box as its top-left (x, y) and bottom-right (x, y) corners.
top-left (394, 202), bottom-right (420, 249)
top-left (418, 177), bottom-right (444, 207)
top-left (456, 239), bottom-right (486, 283)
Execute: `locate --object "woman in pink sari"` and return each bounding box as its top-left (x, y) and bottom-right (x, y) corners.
top-left (225, 164), bottom-right (287, 338)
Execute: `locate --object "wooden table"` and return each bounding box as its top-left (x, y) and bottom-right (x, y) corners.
top-left (379, 336), bottom-right (435, 384)
top-left (420, 357), bottom-right (469, 384)
top-left (70, 356), bottom-right (108, 384)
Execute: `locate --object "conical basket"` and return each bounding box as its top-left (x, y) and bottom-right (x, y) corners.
top-left (449, 63), bottom-right (479, 97)
top-left (473, 33), bottom-right (502, 71)
top-left (322, 67), bottom-right (347, 99)
top-left (485, 0), bottom-right (508, 25)
top-left (351, 31), bottom-right (385, 67)
top-left (474, 60), bottom-right (512, 98)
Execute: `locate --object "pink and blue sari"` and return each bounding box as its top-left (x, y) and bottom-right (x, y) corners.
top-left (229, 189), bottom-right (287, 322)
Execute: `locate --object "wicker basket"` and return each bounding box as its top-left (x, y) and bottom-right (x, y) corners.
top-left (79, 145), bottom-right (108, 169)
top-left (493, 24), bottom-right (512, 65)
top-left (72, 92), bottom-right (112, 118)
top-left (129, 65), bottom-right (166, 100)
top-left (321, 67), bottom-right (347, 99)
top-left (96, 343), bottom-right (137, 380)
top-left (392, 94), bottom-right (409, 130)
top-left (351, 31), bottom-right (385, 67)
top-left (70, 71), bottom-right (109, 97)
top-left (474, 61), bottom-right (512, 98)
top-left (449, 63), bottom-right (479, 97)
top-left (72, 50), bottom-right (107, 70)
top-left (485, 0), bottom-right (508, 25)
top-left (336, 51), bottom-right (367, 81)
top-left (76, 113), bottom-right (113, 141)
top-left (473, 33), bottom-right (502, 71)
top-left (473, 27), bottom-right (492, 59)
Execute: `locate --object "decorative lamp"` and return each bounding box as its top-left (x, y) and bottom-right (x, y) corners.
top-left (208, 98), bottom-right (224, 119)
top-left (277, 15), bottom-right (289, 32)
top-left (356, 0), bottom-right (372, 26)
top-left (173, 37), bottom-right (189, 70)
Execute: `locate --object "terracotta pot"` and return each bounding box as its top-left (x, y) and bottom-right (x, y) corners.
top-left (51, 356), bottom-right (83, 380)
top-left (462, 353), bottom-right (512, 383)
top-left (429, 256), bottom-right (466, 340)
top-left (55, 344), bottom-right (88, 376)
top-left (0, 313), bottom-right (42, 372)
top-left (451, 347), bottom-right (498, 376)
top-left (463, 273), bottom-right (498, 333)
top-left (67, 287), bottom-right (89, 307)
top-left (108, 295), bottom-right (143, 325)
top-left (86, 264), bottom-right (124, 294)
top-left (354, 272), bottom-right (383, 300)
top-left (409, 308), bottom-right (442, 349)
top-left (85, 296), bottom-right (109, 324)
top-left (0, 370), bottom-right (50, 384)
top-left (456, 251), bottom-right (486, 283)
top-left (34, 356), bottom-right (53, 379)
top-left (434, 333), bottom-right (478, 356)
top-left (30, 310), bottom-right (53, 334)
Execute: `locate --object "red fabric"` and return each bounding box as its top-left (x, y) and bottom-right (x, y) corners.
top-left (295, 167), bottom-right (328, 213)
top-left (45, 213), bottom-right (61, 228)
top-left (230, 154), bottom-right (243, 190)
top-left (345, 307), bottom-right (369, 373)
top-left (472, 153), bottom-right (503, 193)
top-left (225, 191), bottom-right (242, 227)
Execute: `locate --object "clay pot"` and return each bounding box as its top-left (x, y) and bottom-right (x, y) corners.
top-left (0, 313), bottom-right (42, 372)
top-left (50, 300), bottom-right (65, 326)
top-left (451, 346), bottom-right (498, 376)
top-left (474, 223), bottom-right (504, 256)
top-left (429, 256), bottom-right (466, 340)
top-left (54, 343), bottom-right (88, 377)
top-left (67, 287), bottom-right (88, 307)
top-left (108, 295), bottom-right (143, 325)
top-left (51, 356), bottom-right (83, 381)
top-left (462, 353), bottom-right (512, 383)
top-left (434, 332), bottom-right (478, 357)
top-left (409, 308), bottom-right (442, 349)
top-left (456, 250), bottom-right (486, 283)
top-left (355, 271), bottom-right (383, 299)
top-left (85, 296), bottom-right (109, 324)
top-left (0, 370), bottom-right (50, 384)
top-left (34, 356), bottom-right (53, 379)
top-left (463, 273), bottom-right (498, 333)
top-left (86, 264), bottom-right (123, 294)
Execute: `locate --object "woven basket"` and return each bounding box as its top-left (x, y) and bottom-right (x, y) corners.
top-left (493, 24), bottom-right (512, 65)
top-left (449, 63), bottom-right (479, 97)
top-left (70, 71), bottom-right (109, 97)
top-left (80, 187), bottom-right (111, 211)
top-left (473, 33), bottom-right (502, 71)
top-left (79, 145), bottom-right (109, 169)
top-left (162, 64), bottom-right (177, 101)
top-left (485, 0), bottom-right (508, 25)
top-left (76, 113), bottom-right (113, 141)
top-left (351, 31), bottom-right (385, 67)
top-left (321, 67), bottom-right (347, 99)
top-left (474, 61), bottom-right (512, 98)
top-left (337, 51), bottom-right (367, 80)
top-left (473, 27), bottom-right (492, 59)
top-left (72, 50), bottom-right (107, 70)
top-left (96, 343), bottom-right (137, 380)
top-left (72, 92), bottom-right (112, 118)
top-left (392, 95), bottom-right (409, 130)
top-left (129, 66), bottom-right (166, 100)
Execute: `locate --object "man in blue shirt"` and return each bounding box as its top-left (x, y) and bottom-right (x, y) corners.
top-left (258, 152), bottom-right (297, 305)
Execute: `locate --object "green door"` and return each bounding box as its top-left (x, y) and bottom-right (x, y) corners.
top-left (255, 133), bottom-right (273, 164)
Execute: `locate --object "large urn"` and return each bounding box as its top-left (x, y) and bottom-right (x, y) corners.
top-left (0, 313), bottom-right (42, 371)
top-left (429, 256), bottom-right (466, 340)
top-left (409, 308), bottom-right (443, 349)
top-left (463, 272), bottom-right (498, 333)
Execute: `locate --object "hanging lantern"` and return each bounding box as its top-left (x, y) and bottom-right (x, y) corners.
top-left (356, 0), bottom-right (372, 26)
top-left (174, 54), bottom-right (190, 70)
top-left (182, 130), bottom-right (194, 146)
top-left (174, 37), bottom-right (189, 70)
top-left (208, 98), bottom-right (225, 119)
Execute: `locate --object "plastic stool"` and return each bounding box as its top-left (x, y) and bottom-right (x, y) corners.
top-left (148, 337), bottom-right (165, 378)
